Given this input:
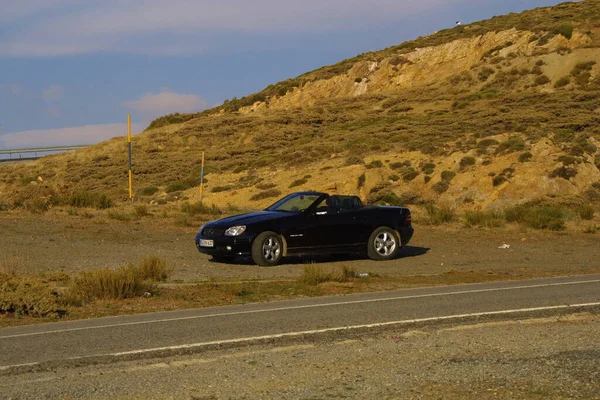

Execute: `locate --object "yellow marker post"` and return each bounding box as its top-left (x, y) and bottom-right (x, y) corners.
top-left (127, 114), bottom-right (133, 201)
top-left (200, 151), bottom-right (205, 203)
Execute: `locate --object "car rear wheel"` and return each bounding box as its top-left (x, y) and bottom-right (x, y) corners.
top-left (367, 227), bottom-right (399, 260)
top-left (252, 231), bottom-right (283, 266)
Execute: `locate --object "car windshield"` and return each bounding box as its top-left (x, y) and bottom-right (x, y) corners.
top-left (265, 193), bottom-right (323, 213)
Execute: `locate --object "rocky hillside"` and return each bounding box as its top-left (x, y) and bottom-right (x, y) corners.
top-left (1, 0), bottom-right (600, 211)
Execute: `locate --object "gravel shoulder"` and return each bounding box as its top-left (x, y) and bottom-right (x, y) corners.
top-left (2, 312), bottom-right (598, 399)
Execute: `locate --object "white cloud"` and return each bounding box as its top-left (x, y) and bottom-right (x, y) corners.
top-left (42, 85), bottom-right (65, 103)
top-left (0, 0), bottom-right (472, 56)
top-left (0, 123), bottom-right (143, 149)
top-left (123, 91), bottom-right (209, 118)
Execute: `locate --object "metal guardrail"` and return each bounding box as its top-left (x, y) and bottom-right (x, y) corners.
top-left (0, 145), bottom-right (88, 155)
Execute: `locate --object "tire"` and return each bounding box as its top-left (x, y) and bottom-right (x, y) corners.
top-left (212, 255), bottom-right (235, 263)
top-left (252, 231), bottom-right (283, 266)
top-left (367, 227), bottom-right (400, 261)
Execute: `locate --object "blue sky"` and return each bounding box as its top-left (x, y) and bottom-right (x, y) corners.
top-left (0, 0), bottom-right (567, 149)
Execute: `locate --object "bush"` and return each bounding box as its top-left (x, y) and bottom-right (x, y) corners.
top-left (256, 183), bottom-right (277, 190)
top-left (181, 202), bottom-right (221, 215)
top-left (165, 181), bottom-right (191, 193)
top-left (366, 160), bottom-right (383, 169)
top-left (300, 264), bottom-right (333, 286)
top-left (432, 180), bottom-right (450, 194)
top-left (299, 264), bottom-right (357, 286)
top-left (505, 204), bottom-right (565, 230)
top-left (344, 156), bottom-right (364, 166)
top-left (289, 178), bottom-right (308, 188)
top-left (425, 203), bottom-right (456, 225)
top-left (459, 156), bottom-right (476, 170)
top-left (497, 136), bottom-right (526, 153)
top-left (553, 25), bottom-right (574, 40)
top-left (441, 171), bottom-right (456, 182)
top-left (464, 210), bottom-right (505, 228)
top-left (421, 163), bottom-right (436, 175)
top-left (137, 256), bottom-right (173, 282)
top-left (578, 205), bottom-right (595, 220)
top-left (554, 76), bottom-right (570, 88)
top-left (139, 186), bottom-right (159, 196)
top-left (518, 152), bottom-right (533, 163)
top-left (69, 191), bottom-right (113, 209)
top-left (358, 174), bottom-right (366, 188)
top-left (133, 204), bottom-right (149, 217)
top-left (250, 189), bottom-right (282, 201)
top-left (534, 75), bottom-right (551, 85)
top-left (549, 166), bottom-right (578, 180)
top-left (211, 185), bottom-right (232, 193)
top-left (492, 175), bottom-right (507, 186)
top-left (401, 167), bottom-right (419, 181)
top-left (0, 274), bottom-right (65, 317)
top-left (355, 77), bottom-right (363, 83)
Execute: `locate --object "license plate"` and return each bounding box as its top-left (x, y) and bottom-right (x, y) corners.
top-left (200, 239), bottom-right (214, 247)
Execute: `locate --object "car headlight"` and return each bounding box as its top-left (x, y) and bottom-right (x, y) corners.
top-left (225, 225), bottom-right (246, 236)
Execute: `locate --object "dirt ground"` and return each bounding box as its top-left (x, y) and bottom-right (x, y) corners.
top-left (1, 210), bottom-right (599, 283)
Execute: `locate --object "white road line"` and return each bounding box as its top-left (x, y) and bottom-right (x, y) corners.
top-left (1, 302), bottom-right (599, 372)
top-left (1, 278), bottom-right (599, 340)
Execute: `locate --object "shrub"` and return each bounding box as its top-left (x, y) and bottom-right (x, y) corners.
top-left (464, 210), bottom-right (505, 228)
top-left (107, 210), bottom-right (133, 221)
top-left (0, 274), bottom-right (65, 317)
top-left (181, 202), bottom-right (221, 215)
top-left (578, 205), bottom-right (595, 220)
top-left (366, 160), bottom-right (383, 169)
top-left (497, 136), bottom-right (526, 153)
top-left (554, 76), bottom-right (570, 88)
top-left (344, 156), bottom-right (364, 166)
top-left (553, 25), bottom-right (574, 40)
top-left (459, 156), bottom-right (476, 170)
top-left (389, 174), bottom-right (400, 182)
top-left (211, 185), bottom-right (232, 193)
top-left (421, 163), bottom-right (436, 175)
top-left (133, 204), bottom-right (149, 217)
top-left (256, 183), bottom-right (276, 190)
top-left (432, 180), bottom-right (450, 194)
top-left (165, 181), bottom-right (191, 193)
top-left (534, 75), bottom-right (550, 85)
top-left (300, 264), bottom-right (333, 285)
top-left (518, 152), bottom-right (533, 163)
top-left (358, 174), bottom-right (366, 188)
top-left (299, 264), bottom-right (357, 285)
top-left (390, 161), bottom-right (411, 170)
top-left (549, 166), bottom-right (578, 180)
top-left (505, 204), bottom-right (565, 230)
top-left (441, 171), bottom-right (456, 182)
top-left (558, 155), bottom-right (578, 166)
top-left (66, 258), bottom-right (171, 301)
top-left (355, 77), bottom-right (363, 83)
top-left (401, 167), bottom-right (419, 181)
top-left (493, 175), bottom-right (507, 186)
top-left (139, 186), bottom-right (159, 196)
top-left (289, 178), bottom-right (308, 188)
top-left (136, 256), bottom-right (173, 282)
top-left (425, 203), bottom-right (456, 224)
top-left (69, 191), bottom-right (113, 209)
top-left (250, 189), bottom-right (282, 201)
top-left (380, 193), bottom-right (403, 206)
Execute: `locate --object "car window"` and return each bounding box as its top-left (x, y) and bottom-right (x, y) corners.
top-left (270, 194), bottom-right (321, 212)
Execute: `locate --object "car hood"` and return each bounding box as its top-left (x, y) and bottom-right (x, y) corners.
top-left (205, 211), bottom-right (293, 228)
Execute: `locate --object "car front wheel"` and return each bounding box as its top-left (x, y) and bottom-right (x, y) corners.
top-left (252, 231), bottom-right (283, 266)
top-left (367, 227), bottom-right (400, 260)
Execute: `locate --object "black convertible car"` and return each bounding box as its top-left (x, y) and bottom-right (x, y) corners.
top-left (195, 191), bottom-right (413, 266)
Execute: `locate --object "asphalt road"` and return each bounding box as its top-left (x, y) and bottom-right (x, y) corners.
top-left (1, 274), bottom-right (600, 375)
